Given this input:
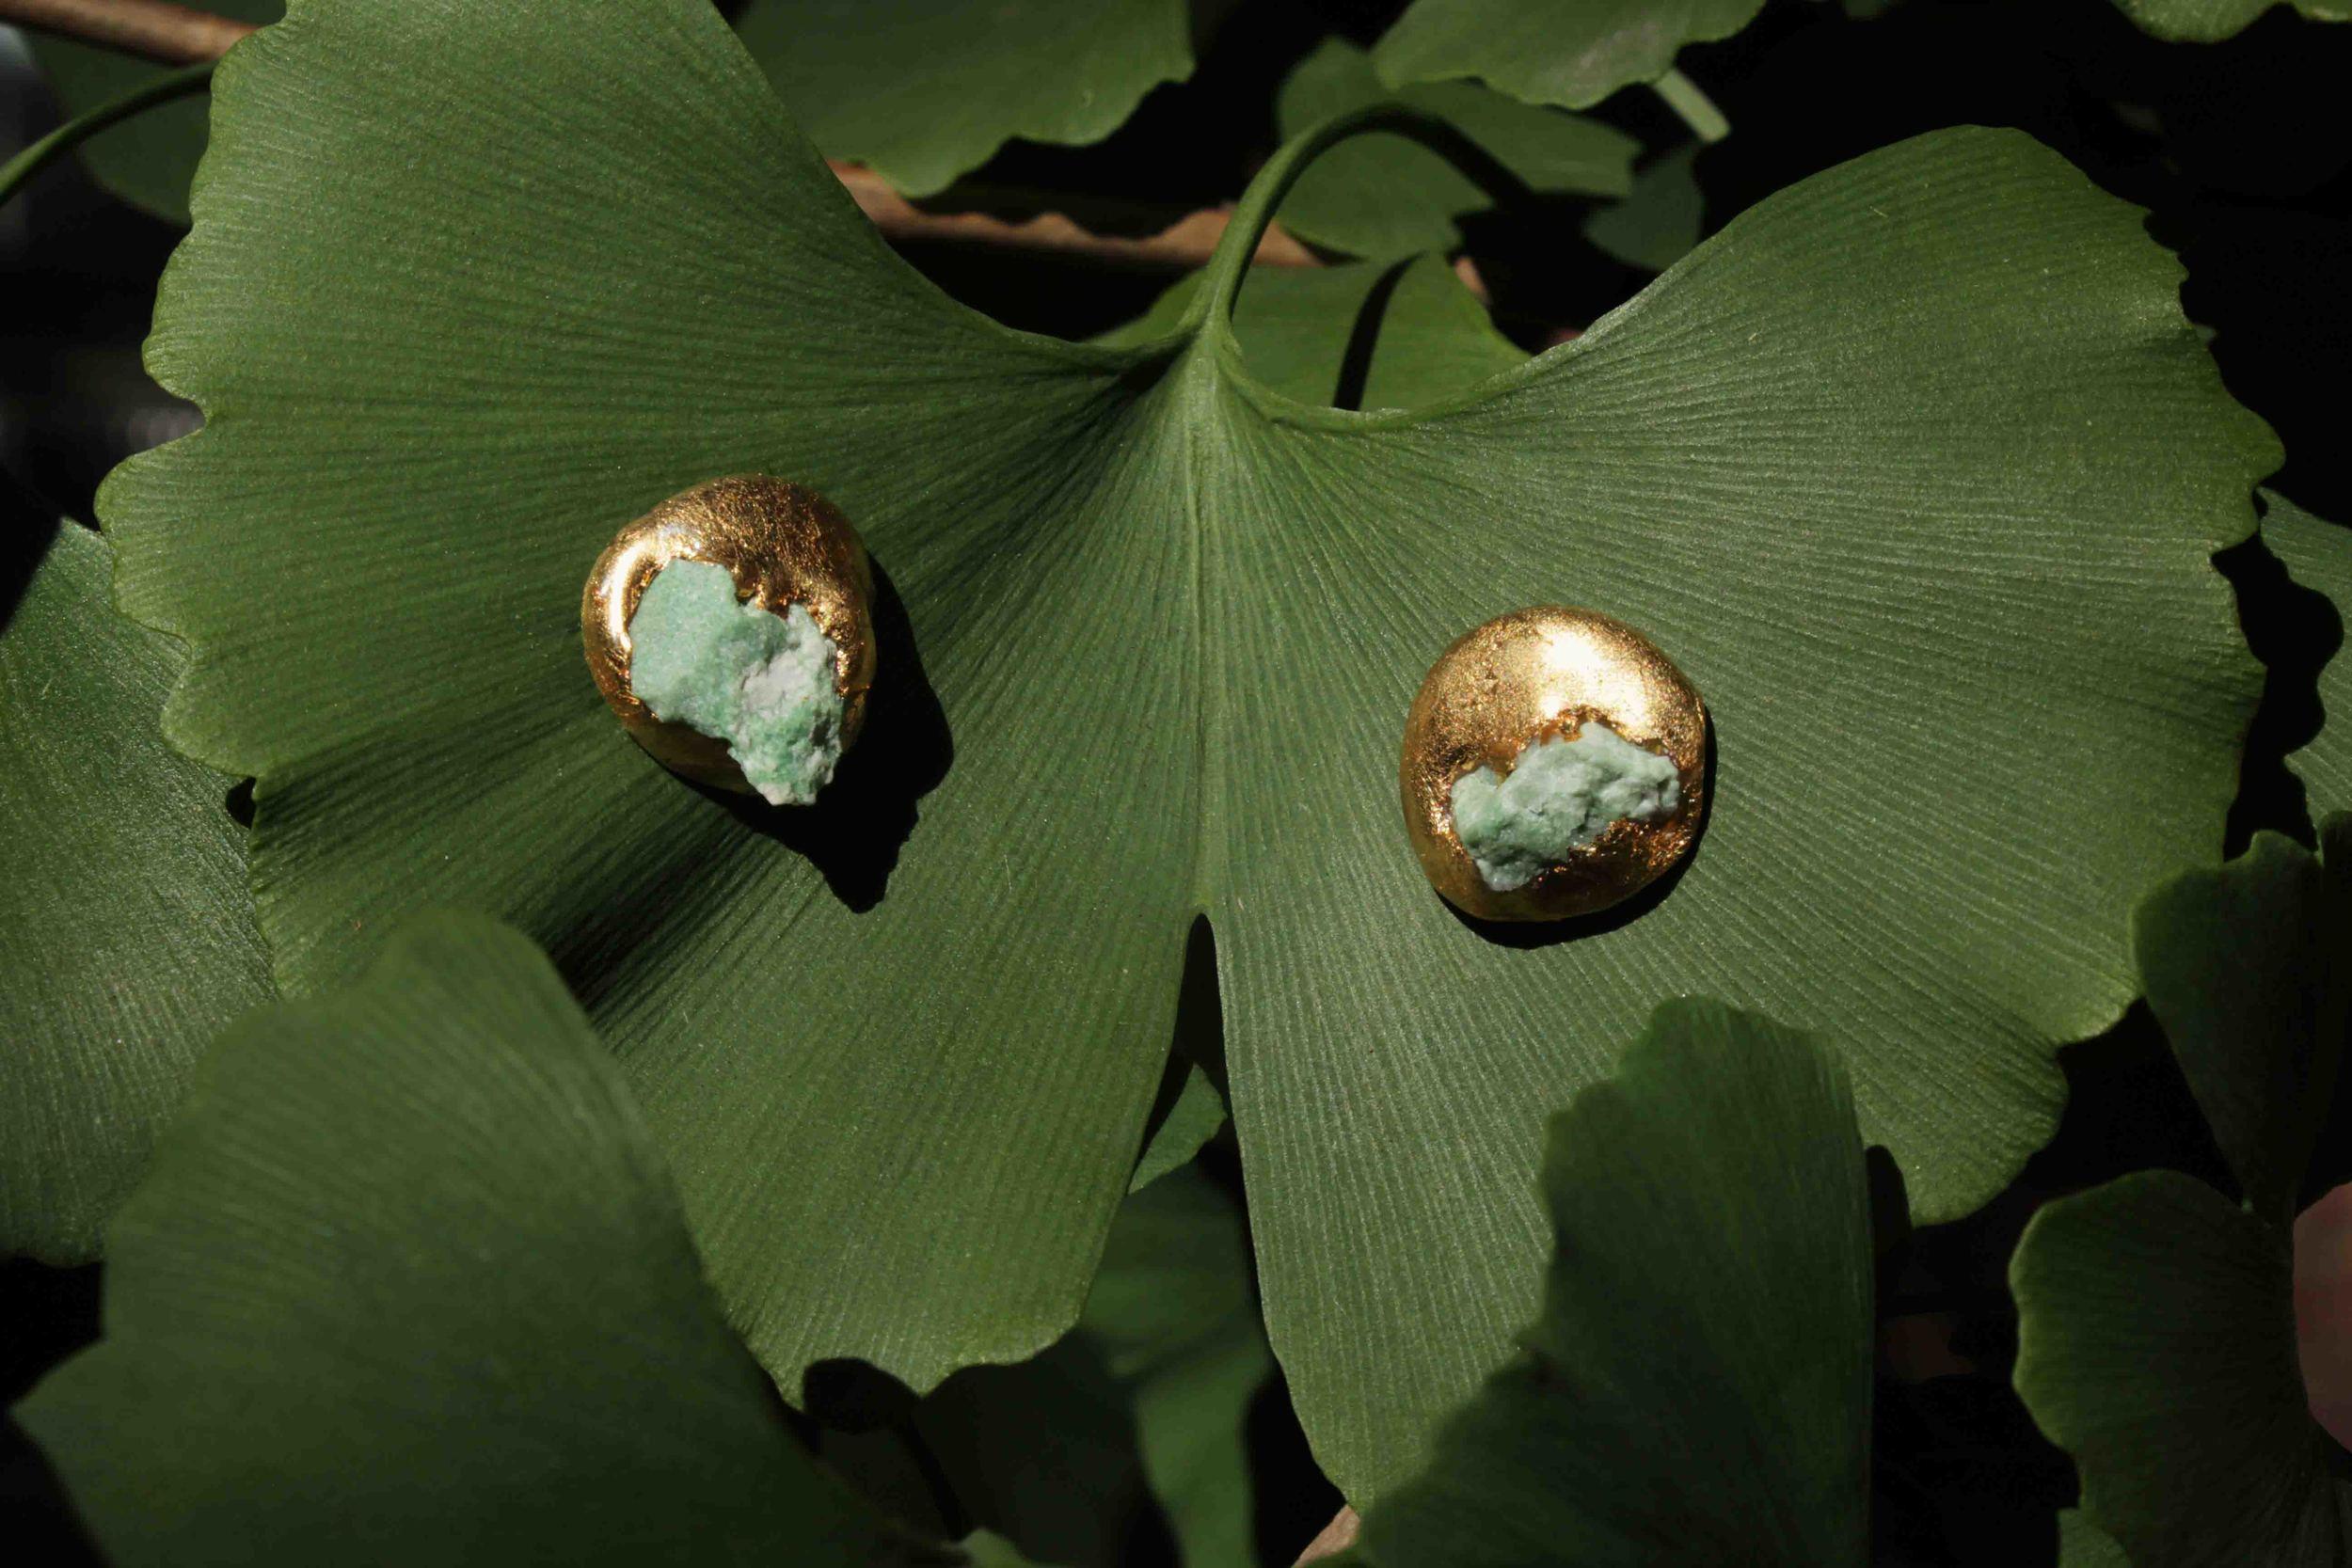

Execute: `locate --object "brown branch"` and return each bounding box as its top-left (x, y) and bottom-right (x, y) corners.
top-left (0, 0), bottom-right (1316, 274)
top-left (1293, 1505), bottom-right (1361, 1565)
top-left (0, 0), bottom-right (246, 65)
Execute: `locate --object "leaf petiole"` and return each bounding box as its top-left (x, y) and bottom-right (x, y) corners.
top-left (1650, 67), bottom-right (1730, 144)
top-left (0, 58), bottom-right (214, 210)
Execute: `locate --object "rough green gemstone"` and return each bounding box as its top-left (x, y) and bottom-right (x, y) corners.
top-left (1449, 723), bottom-right (1681, 892)
top-left (628, 559), bottom-right (845, 805)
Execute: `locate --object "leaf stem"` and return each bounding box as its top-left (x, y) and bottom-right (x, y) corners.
top-left (1198, 103), bottom-right (1526, 333)
top-left (1650, 67), bottom-right (1730, 144)
top-left (0, 58), bottom-right (214, 209)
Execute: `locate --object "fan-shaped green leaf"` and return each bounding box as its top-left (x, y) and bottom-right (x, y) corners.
top-left (819, 1164), bottom-right (1266, 1568)
top-left (1582, 144), bottom-right (1704, 273)
top-left (2014, 1173), bottom-right (2350, 1568)
top-left (2014, 825), bottom-right (2352, 1568)
top-left (2263, 494), bottom-right (2352, 819)
top-left (15, 914), bottom-right (941, 1566)
top-left (1371, 0), bottom-right (1765, 111)
top-left (2112, 0), bottom-right (2351, 43)
top-left (0, 519), bottom-right (271, 1262)
top-left (730, 0), bottom-right (1189, 197)
top-left (1273, 39), bottom-right (1635, 258)
top-left (2134, 828), bottom-right (2351, 1222)
top-left (1351, 999), bottom-right (1872, 1566)
top-left (112, 0), bottom-right (2272, 1498)
top-left (1083, 1164), bottom-right (1269, 1568)
top-left (22, 1), bottom-right (281, 223)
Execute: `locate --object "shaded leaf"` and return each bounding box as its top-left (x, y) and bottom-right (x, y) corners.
top-left (1353, 999), bottom-right (1872, 1566)
top-left (2059, 1511), bottom-right (2132, 1568)
top-left (113, 0), bottom-right (2273, 1498)
top-left (1371, 0), bottom-right (1765, 111)
top-left (731, 0), bottom-right (1189, 197)
top-left (1100, 255), bottom-right (1523, 410)
top-left (2112, 1), bottom-right (2352, 44)
top-left (2015, 828), bottom-right (2352, 1568)
top-left (2263, 493), bottom-right (2352, 819)
top-left (2014, 1173), bottom-right (2351, 1568)
top-left (823, 1164), bottom-right (1267, 1568)
top-left (15, 915), bottom-right (940, 1566)
top-left (23, 1), bottom-right (281, 223)
top-left (2134, 827), bottom-right (2352, 1222)
top-left (1273, 40), bottom-right (1635, 258)
top-left (0, 520), bottom-right (271, 1262)
top-left (1581, 144), bottom-right (1704, 273)
top-left (1130, 1064), bottom-right (1228, 1192)
top-left (1083, 1166), bottom-right (1270, 1568)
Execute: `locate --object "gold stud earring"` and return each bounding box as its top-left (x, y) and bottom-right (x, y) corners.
top-left (1401, 606), bottom-right (1706, 922)
top-left (583, 475), bottom-right (875, 804)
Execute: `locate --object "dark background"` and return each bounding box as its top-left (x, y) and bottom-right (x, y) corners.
top-left (4, 2), bottom-right (2347, 1562)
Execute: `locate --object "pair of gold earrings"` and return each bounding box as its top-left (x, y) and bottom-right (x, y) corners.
top-left (584, 478), bottom-right (1706, 922)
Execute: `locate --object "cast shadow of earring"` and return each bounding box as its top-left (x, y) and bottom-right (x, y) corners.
top-left (1445, 717), bottom-right (1718, 951)
top-left (698, 561), bottom-right (952, 913)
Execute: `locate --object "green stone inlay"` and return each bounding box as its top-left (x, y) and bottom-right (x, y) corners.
top-left (1450, 722), bottom-right (1682, 892)
top-left (627, 559), bottom-right (845, 805)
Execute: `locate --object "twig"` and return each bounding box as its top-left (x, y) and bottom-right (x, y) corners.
top-left (0, 0), bottom-right (1317, 273)
top-left (0, 0), bottom-right (245, 64)
top-left (1293, 1505), bottom-right (1361, 1564)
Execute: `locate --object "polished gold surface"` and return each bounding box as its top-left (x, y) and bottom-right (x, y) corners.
top-left (1400, 607), bottom-right (1707, 922)
top-left (582, 476), bottom-right (875, 794)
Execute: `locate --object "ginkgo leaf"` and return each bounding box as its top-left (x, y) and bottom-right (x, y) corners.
top-left (1273, 39), bottom-right (1635, 258)
top-left (2013, 824), bottom-right (2352, 1568)
top-left (1582, 144), bottom-right (1705, 273)
top-left (815, 1164), bottom-right (1264, 1568)
top-left (109, 0), bottom-right (2274, 1499)
top-left (1128, 1064), bottom-right (1226, 1191)
top-left (2263, 493), bottom-right (2352, 819)
top-left (1349, 999), bottom-right (1873, 1567)
top-left (2014, 1173), bottom-right (2351, 1568)
top-left (1371, 0), bottom-right (1765, 111)
top-left (2111, 0), bottom-right (2352, 44)
top-left (16, 915), bottom-right (946, 1566)
top-left (0, 519), bottom-right (271, 1263)
top-left (1099, 255), bottom-right (1523, 410)
top-left (23, 1), bottom-right (282, 223)
top-left (2133, 830), bottom-right (2351, 1222)
top-left (2060, 1512), bottom-right (2132, 1568)
top-left (1081, 1164), bottom-right (1269, 1568)
top-left (730, 0), bottom-right (1190, 197)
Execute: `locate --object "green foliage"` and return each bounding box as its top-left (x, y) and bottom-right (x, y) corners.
top-left (2060, 1512), bottom-right (2133, 1568)
top-left (1581, 144), bottom-right (1705, 273)
top-left (2134, 832), bottom-right (2350, 1222)
top-left (93, 0), bottom-right (2274, 1502)
top-left (1347, 999), bottom-right (1871, 1565)
top-left (0, 521), bottom-right (271, 1263)
top-left (1081, 1165), bottom-right (1269, 1568)
top-left (1372, 0), bottom-right (1765, 110)
top-left (15, 915), bottom-right (952, 1565)
top-left (1099, 255), bottom-right (1524, 409)
top-left (23, 0), bottom-right (281, 223)
top-left (731, 0), bottom-right (1191, 197)
top-left (2012, 824), bottom-right (2352, 1568)
top-left (1273, 40), bottom-right (1635, 257)
top-left (1128, 1064), bottom-right (1228, 1191)
top-left (2263, 493), bottom-right (2352, 820)
top-left (2112, 0), bottom-right (2352, 43)
top-left (824, 1164), bottom-right (1267, 1568)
